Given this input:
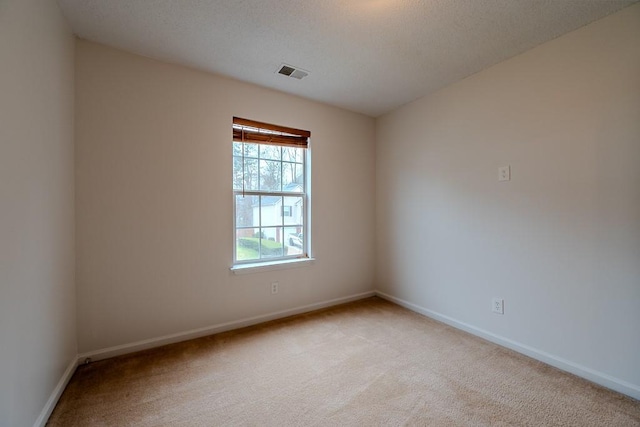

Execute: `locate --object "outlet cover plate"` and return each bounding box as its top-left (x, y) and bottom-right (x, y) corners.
top-left (498, 166), bottom-right (510, 181)
top-left (492, 298), bottom-right (504, 314)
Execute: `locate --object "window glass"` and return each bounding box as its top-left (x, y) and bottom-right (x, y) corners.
top-left (232, 119), bottom-right (309, 265)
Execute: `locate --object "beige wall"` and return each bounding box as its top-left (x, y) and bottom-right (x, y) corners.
top-left (376, 4), bottom-right (640, 397)
top-left (75, 40), bottom-right (376, 354)
top-left (0, 0), bottom-right (76, 425)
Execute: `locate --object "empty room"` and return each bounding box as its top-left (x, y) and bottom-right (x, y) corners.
top-left (1, 0), bottom-right (639, 425)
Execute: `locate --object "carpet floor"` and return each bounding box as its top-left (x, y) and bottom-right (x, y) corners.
top-left (48, 297), bottom-right (640, 426)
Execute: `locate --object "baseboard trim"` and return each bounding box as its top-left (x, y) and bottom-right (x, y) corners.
top-left (375, 290), bottom-right (640, 401)
top-left (33, 356), bottom-right (78, 427)
top-left (78, 291), bottom-right (376, 363)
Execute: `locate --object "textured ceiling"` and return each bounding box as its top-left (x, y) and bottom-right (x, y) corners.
top-left (57, 0), bottom-right (636, 117)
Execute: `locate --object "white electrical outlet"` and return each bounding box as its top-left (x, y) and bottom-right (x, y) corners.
top-left (271, 282), bottom-right (279, 294)
top-left (498, 165), bottom-right (510, 181)
top-left (492, 298), bottom-right (504, 314)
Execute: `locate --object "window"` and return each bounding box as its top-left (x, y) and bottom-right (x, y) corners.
top-left (232, 117), bottom-right (310, 265)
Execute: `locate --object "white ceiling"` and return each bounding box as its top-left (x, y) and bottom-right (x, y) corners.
top-left (57, 0), bottom-right (636, 117)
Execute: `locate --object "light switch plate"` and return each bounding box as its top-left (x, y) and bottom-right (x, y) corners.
top-left (498, 166), bottom-right (510, 181)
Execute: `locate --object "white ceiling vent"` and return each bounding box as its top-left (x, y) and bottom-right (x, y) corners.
top-left (277, 64), bottom-right (308, 80)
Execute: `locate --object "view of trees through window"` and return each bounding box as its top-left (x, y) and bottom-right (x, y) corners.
top-left (233, 141), bottom-right (306, 262)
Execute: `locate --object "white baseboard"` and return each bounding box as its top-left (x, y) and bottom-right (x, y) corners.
top-left (78, 291), bottom-right (376, 363)
top-left (375, 290), bottom-right (640, 401)
top-left (33, 356), bottom-right (78, 427)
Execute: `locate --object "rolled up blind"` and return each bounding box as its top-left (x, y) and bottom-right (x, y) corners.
top-left (233, 117), bottom-right (309, 148)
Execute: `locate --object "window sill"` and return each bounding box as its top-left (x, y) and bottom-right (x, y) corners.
top-left (230, 257), bottom-right (315, 275)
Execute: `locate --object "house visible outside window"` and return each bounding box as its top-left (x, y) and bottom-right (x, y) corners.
top-left (232, 117), bottom-right (310, 265)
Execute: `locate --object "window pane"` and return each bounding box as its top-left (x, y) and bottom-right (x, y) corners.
top-left (260, 195), bottom-right (282, 227)
top-left (245, 143), bottom-right (259, 158)
top-left (284, 226), bottom-right (303, 255)
top-left (294, 163), bottom-right (304, 184)
top-left (233, 158), bottom-right (256, 191)
top-left (259, 160), bottom-right (282, 191)
top-left (282, 146), bottom-right (304, 163)
top-left (233, 158), bottom-right (259, 191)
top-left (260, 227), bottom-right (284, 259)
top-left (282, 162), bottom-right (304, 190)
top-left (236, 228), bottom-right (260, 261)
top-left (283, 196), bottom-right (304, 225)
top-left (233, 142), bottom-right (242, 157)
top-left (260, 144), bottom-right (281, 161)
top-left (232, 142), bottom-right (258, 158)
top-left (232, 157), bottom-right (243, 190)
top-left (235, 195), bottom-right (258, 227)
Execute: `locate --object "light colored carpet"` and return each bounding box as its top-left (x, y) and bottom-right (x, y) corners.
top-left (48, 297), bottom-right (639, 426)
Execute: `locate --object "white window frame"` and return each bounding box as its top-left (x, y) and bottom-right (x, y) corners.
top-left (232, 122), bottom-right (311, 269)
